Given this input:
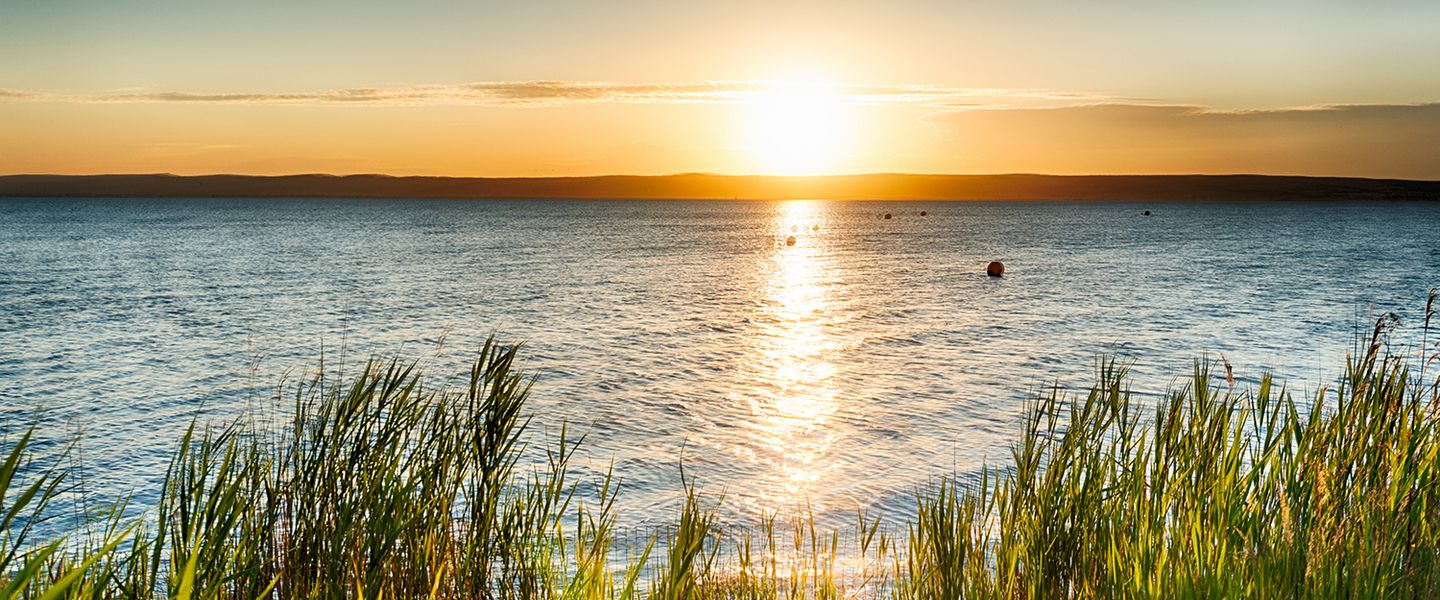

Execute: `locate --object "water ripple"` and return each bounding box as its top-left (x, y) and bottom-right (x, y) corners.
top-left (2, 197), bottom-right (1438, 528)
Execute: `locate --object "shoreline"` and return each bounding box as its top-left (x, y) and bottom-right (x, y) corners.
top-left (4, 172), bottom-right (1440, 202)
top-left (5, 318), bottom-right (1440, 596)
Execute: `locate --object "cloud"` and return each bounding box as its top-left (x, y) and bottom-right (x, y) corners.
top-left (0, 80), bottom-right (1112, 108)
top-left (6, 80), bottom-right (1436, 178)
top-left (930, 102), bottom-right (1440, 179)
top-left (461, 81), bottom-right (744, 104)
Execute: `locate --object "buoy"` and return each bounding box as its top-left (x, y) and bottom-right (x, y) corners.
top-left (812, 224), bottom-right (820, 231)
top-left (884, 212), bottom-right (892, 220)
top-left (786, 235), bottom-right (797, 246)
top-left (1142, 210), bottom-right (1152, 216)
top-left (920, 211), bottom-right (928, 216)
top-left (986, 261), bottom-right (1005, 277)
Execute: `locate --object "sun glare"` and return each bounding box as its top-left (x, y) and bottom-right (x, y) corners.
top-left (742, 79), bottom-right (850, 175)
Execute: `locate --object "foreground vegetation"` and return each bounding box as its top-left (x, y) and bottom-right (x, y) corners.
top-left (5, 310), bottom-right (1440, 598)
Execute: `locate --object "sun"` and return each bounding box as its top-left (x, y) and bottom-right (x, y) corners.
top-left (742, 79), bottom-right (850, 175)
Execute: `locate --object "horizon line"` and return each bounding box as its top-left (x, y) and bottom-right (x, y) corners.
top-left (5, 172), bottom-right (1439, 183)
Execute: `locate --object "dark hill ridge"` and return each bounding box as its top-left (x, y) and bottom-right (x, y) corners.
top-left (2, 173), bottom-right (1438, 201)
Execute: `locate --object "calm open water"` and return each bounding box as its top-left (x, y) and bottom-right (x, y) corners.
top-left (3, 197), bottom-right (1439, 527)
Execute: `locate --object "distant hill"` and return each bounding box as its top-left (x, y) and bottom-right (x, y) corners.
top-left (1, 173), bottom-right (1438, 201)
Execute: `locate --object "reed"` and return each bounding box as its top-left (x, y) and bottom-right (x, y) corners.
top-left (4, 306), bottom-right (1440, 598)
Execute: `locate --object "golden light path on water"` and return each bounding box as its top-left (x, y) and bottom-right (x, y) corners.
top-left (731, 200), bottom-right (845, 514)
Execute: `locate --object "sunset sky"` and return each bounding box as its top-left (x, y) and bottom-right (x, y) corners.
top-left (3, 0), bottom-right (1439, 178)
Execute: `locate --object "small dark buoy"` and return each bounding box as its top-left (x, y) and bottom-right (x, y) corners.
top-left (920, 210), bottom-right (928, 216)
top-left (786, 235), bottom-right (797, 246)
top-left (986, 261), bottom-right (1005, 277)
top-left (884, 212), bottom-right (892, 220)
top-left (812, 224), bottom-right (820, 231)
top-left (1142, 210), bottom-right (1152, 216)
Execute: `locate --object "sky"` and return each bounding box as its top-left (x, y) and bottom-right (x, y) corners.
top-left (2, 0), bottom-right (1439, 178)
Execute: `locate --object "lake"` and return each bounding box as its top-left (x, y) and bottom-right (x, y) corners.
top-left (2, 197), bottom-right (1438, 527)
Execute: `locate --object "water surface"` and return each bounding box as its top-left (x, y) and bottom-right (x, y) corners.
top-left (2, 197), bottom-right (1438, 526)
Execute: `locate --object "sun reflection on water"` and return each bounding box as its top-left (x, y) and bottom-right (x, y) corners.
top-left (735, 200), bottom-right (843, 512)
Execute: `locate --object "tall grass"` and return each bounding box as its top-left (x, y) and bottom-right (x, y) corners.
top-left (4, 306), bottom-right (1440, 598)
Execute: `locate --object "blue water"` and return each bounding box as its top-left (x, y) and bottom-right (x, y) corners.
top-left (2, 197), bottom-right (1438, 527)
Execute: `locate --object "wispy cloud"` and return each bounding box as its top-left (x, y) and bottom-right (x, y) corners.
top-left (0, 80), bottom-right (1112, 108)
